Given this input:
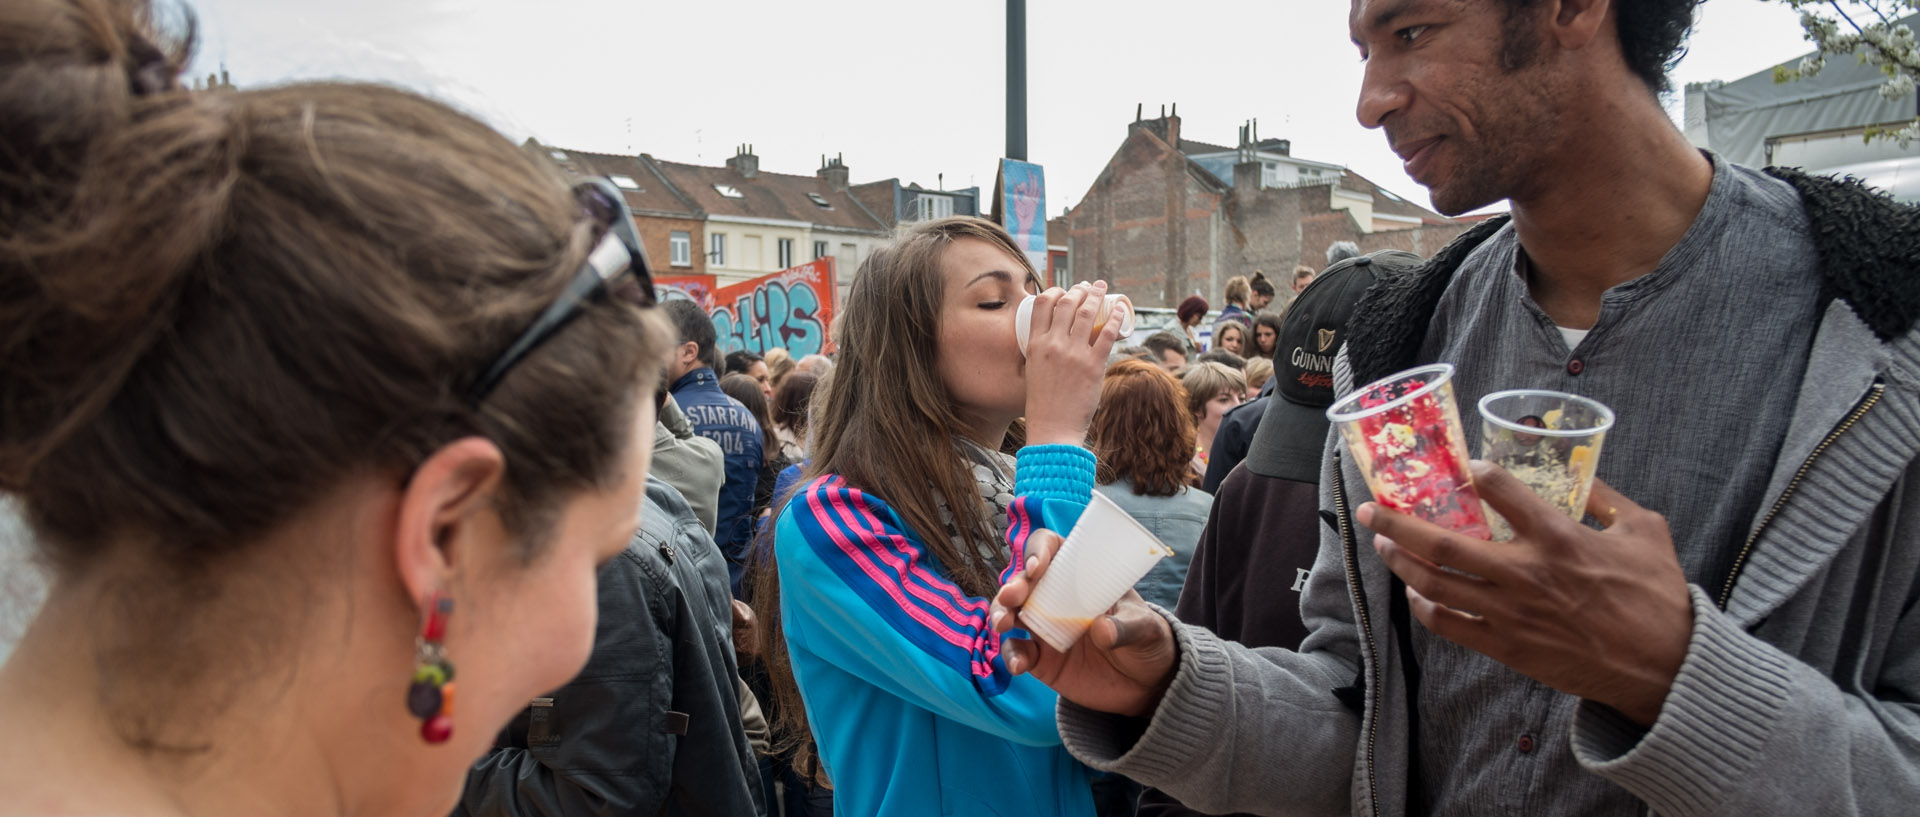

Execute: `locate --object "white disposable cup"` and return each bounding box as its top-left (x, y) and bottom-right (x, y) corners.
top-left (1019, 490), bottom-right (1174, 653)
top-left (1015, 293), bottom-right (1136, 357)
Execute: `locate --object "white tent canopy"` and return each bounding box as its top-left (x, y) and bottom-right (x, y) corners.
top-left (1686, 14), bottom-right (1920, 170)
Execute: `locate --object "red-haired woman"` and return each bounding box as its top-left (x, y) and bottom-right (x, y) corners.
top-left (1087, 360), bottom-right (1212, 610)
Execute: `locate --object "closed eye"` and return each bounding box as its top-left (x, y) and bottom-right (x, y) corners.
top-left (979, 300), bottom-right (1009, 309)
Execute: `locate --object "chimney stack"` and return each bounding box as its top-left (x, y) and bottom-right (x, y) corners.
top-left (1234, 120), bottom-right (1262, 192)
top-left (726, 144), bottom-right (759, 178)
top-left (1129, 103), bottom-right (1182, 147)
top-left (817, 153), bottom-right (850, 191)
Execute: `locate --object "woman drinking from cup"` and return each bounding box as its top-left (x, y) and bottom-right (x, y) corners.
top-left (755, 217), bottom-right (1123, 817)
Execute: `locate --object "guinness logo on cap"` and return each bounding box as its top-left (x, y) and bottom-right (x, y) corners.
top-left (1317, 328), bottom-right (1337, 353)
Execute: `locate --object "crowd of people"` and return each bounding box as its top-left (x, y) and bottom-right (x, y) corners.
top-left (4, 1), bottom-right (1920, 817)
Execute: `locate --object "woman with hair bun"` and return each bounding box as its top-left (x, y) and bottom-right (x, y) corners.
top-left (0, 2), bottom-right (671, 814)
top-left (1247, 271), bottom-right (1276, 312)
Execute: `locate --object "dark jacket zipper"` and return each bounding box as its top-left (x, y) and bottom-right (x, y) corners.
top-left (1716, 381), bottom-right (1884, 610)
top-left (1332, 461), bottom-right (1383, 817)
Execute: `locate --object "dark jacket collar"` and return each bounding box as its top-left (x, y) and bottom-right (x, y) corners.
top-left (671, 366), bottom-right (719, 393)
top-left (1343, 169), bottom-right (1920, 388)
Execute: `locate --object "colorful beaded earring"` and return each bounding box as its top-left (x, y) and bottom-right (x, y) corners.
top-left (407, 591), bottom-right (456, 744)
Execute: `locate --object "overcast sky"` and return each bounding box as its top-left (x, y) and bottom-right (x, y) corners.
top-left (182, 0), bottom-right (1820, 217)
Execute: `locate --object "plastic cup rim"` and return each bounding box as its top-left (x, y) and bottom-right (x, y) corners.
top-left (1477, 388), bottom-right (1616, 437)
top-left (1325, 362), bottom-right (1457, 424)
top-left (1080, 489), bottom-right (1177, 559)
top-left (1015, 296), bottom-right (1036, 356)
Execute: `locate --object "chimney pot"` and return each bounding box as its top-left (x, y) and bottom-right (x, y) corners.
top-left (726, 145), bottom-right (759, 178)
top-left (817, 154), bottom-right (850, 191)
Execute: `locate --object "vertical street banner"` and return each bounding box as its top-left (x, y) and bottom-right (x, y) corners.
top-left (708, 258), bottom-right (837, 358)
top-left (993, 158), bottom-right (1048, 286)
top-left (658, 275), bottom-right (718, 310)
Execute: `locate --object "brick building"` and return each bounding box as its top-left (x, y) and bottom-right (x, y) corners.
top-left (531, 143), bottom-right (708, 277)
top-left (1059, 108), bottom-right (1478, 308)
top-left (525, 141), bottom-right (892, 302)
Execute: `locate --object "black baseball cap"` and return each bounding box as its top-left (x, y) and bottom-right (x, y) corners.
top-left (1244, 250), bottom-right (1425, 482)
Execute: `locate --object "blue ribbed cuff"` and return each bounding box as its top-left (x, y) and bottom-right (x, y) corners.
top-left (1015, 443), bottom-right (1097, 504)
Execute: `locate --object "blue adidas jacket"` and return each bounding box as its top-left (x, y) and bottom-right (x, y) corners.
top-left (671, 367), bottom-right (761, 597)
top-left (773, 444), bottom-right (1098, 817)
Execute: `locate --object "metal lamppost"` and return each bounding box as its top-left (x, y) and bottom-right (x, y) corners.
top-left (1007, 0), bottom-right (1026, 161)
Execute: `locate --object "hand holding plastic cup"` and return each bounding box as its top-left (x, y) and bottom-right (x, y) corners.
top-left (1326, 363), bottom-right (1492, 539)
top-left (1477, 390), bottom-right (1615, 539)
top-left (1015, 292), bottom-right (1136, 357)
top-left (1019, 490), bottom-right (1175, 653)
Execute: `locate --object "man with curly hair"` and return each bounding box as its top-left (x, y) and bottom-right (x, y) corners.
top-left (1001, 1), bottom-right (1920, 815)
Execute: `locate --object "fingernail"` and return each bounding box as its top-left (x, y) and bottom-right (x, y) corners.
top-left (1355, 503), bottom-right (1374, 525)
top-left (990, 609), bottom-right (1004, 631)
top-left (1026, 555), bottom-right (1038, 572)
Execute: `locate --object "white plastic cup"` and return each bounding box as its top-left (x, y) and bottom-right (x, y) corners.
top-left (1015, 293), bottom-right (1136, 357)
top-left (1019, 490), bottom-right (1174, 653)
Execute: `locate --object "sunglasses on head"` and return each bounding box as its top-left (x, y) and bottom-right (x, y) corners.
top-left (464, 177), bottom-right (658, 405)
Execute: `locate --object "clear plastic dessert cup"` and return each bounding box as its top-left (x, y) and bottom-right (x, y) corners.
top-left (1019, 490), bottom-right (1175, 653)
top-left (1477, 389), bottom-right (1615, 539)
top-left (1326, 363), bottom-right (1492, 539)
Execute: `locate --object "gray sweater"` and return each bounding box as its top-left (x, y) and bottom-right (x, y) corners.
top-left (652, 395), bottom-right (725, 535)
top-left (1056, 169), bottom-right (1920, 816)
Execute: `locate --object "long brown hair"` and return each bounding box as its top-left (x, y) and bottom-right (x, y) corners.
top-left (719, 372), bottom-right (779, 463)
top-left (1090, 360), bottom-right (1196, 497)
top-left (752, 216), bottom-right (1038, 771)
top-left (0, 0), bottom-right (667, 749)
top-left (771, 369), bottom-right (820, 442)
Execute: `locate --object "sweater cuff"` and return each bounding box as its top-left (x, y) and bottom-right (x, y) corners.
top-left (1572, 584), bottom-right (1793, 813)
top-left (1057, 607), bottom-right (1235, 781)
top-left (1016, 443), bottom-right (1097, 504)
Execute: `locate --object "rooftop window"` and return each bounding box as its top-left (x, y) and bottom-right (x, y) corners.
top-left (610, 174), bottom-right (642, 191)
top-left (714, 184), bottom-right (745, 199)
top-left (807, 192), bottom-right (833, 209)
